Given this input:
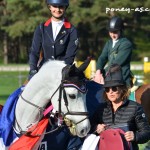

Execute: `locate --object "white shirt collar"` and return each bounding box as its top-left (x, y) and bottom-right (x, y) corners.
top-left (52, 19), bottom-right (64, 41)
top-left (112, 39), bottom-right (119, 48)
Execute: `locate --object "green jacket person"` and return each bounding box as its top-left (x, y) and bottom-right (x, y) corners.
top-left (95, 16), bottom-right (133, 87)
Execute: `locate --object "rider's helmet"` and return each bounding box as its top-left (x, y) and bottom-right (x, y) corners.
top-left (46, 0), bottom-right (69, 7)
top-left (107, 16), bottom-right (124, 32)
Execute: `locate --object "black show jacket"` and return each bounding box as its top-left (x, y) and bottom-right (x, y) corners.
top-left (29, 18), bottom-right (79, 70)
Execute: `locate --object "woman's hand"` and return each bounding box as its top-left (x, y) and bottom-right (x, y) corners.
top-left (124, 131), bottom-right (135, 141)
top-left (96, 124), bottom-right (107, 134)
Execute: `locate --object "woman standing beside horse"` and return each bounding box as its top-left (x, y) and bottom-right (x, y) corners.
top-left (90, 64), bottom-right (150, 150)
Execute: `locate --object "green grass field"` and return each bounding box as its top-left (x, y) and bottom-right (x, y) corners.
top-left (0, 71), bottom-right (28, 105)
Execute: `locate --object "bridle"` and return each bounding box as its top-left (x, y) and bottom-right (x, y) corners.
top-left (15, 78), bottom-right (89, 136)
top-left (58, 80), bottom-right (89, 124)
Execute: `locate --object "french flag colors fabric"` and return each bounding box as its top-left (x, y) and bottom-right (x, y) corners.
top-left (9, 117), bottom-right (49, 150)
top-left (0, 86), bottom-right (49, 150)
top-left (0, 87), bottom-right (23, 150)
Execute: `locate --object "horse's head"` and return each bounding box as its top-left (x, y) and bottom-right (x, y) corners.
top-left (15, 59), bottom-right (91, 138)
top-left (55, 60), bottom-right (91, 137)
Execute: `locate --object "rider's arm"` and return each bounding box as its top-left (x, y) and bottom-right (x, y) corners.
top-left (29, 24), bottom-right (42, 71)
top-left (64, 26), bottom-right (79, 65)
top-left (96, 41), bottom-right (109, 72)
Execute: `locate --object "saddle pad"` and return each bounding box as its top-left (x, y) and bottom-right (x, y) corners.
top-left (99, 129), bottom-right (129, 150)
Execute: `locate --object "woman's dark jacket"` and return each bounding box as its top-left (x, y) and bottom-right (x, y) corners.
top-left (29, 18), bottom-right (78, 71)
top-left (90, 100), bottom-right (150, 150)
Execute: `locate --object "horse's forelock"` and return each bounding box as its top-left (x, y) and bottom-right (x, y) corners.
top-left (62, 65), bottom-right (85, 84)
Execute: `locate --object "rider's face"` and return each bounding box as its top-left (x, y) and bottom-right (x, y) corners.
top-left (48, 5), bottom-right (66, 21)
top-left (109, 31), bottom-right (120, 41)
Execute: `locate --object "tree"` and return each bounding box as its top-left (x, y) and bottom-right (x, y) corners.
top-left (67, 0), bottom-right (150, 61)
top-left (0, 0), bottom-right (48, 64)
top-left (0, 0), bottom-right (149, 63)
top-left (0, 0), bottom-right (9, 64)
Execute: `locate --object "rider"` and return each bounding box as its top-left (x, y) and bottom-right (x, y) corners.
top-left (28, 0), bottom-right (83, 149)
top-left (94, 16), bottom-right (133, 88)
top-left (28, 0), bottom-right (79, 79)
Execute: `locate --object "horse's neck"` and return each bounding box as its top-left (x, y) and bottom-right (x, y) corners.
top-left (15, 70), bottom-right (62, 132)
top-left (22, 73), bottom-right (61, 106)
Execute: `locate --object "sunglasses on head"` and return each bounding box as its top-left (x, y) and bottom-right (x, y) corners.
top-left (105, 86), bottom-right (119, 93)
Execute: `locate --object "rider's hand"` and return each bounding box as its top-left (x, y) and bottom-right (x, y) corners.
top-left (96, 124), bottom-right (107, 134)
top-left (124, 131), bottom-right (135, 141)
top-left (28, 70), bottom-right (38, 80)
top-left (93, 70), bottom-right (104, 84)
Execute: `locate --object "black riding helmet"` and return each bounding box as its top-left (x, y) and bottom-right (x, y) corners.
top-left (46, 0), bottom-right (69, 7)
top-left (107, 16), bottom-right (124, 32)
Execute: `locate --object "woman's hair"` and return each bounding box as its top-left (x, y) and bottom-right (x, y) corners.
top-left (103, 85), bottom-right (130, 101)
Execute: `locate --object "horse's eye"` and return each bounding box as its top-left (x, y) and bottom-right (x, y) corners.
top-left (69, 94), bottom-right (76, 99)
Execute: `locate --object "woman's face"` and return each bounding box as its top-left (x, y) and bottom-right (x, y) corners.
top-left (49, 5), bottom-right (66, 21)
top-left (105, 86), bottom-right (121, 103)
top-left (109, 31), bottom-right (120, 41)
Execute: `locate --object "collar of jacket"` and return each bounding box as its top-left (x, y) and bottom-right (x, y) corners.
top-left (106, 99), bottom-right (129, 108)
top-left (44, 18), bottom-right (71, 28)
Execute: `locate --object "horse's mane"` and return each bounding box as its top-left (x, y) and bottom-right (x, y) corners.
top-left (35, 60), bottom-right (66, 82)
top-left (39, 60), bottom-right (66, 73)
top-left (23, 60), bottom-right (66, 99)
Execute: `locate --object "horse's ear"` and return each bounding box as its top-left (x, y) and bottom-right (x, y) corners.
top-left (78, 57), bottom-right (92, 72)
top-left (68, 64), bottom-right (76, 74)
top-left (62, 64), bottom-right (76, 80)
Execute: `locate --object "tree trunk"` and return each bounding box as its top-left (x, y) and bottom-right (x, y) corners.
top-left (2, 0), bottom-right (8, 64)
top-left (3, 32), bottom-right (8, 64)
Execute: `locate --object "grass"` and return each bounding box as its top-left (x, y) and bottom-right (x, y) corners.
top-left (139, 142), bottom-right (149, 150)
top-left (0, 71), bottom-right (28, 105)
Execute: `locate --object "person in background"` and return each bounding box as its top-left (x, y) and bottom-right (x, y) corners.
top-left (28, 0), bottom-right (79, 79)
top-left (94, 16), bottom-right (133, 88)
top-left (91, 64), bottom-right (150, 150)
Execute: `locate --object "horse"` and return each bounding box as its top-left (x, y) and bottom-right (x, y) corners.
top-left (0, 59), bottom-right (91, 150)
top-left (135, 84), bottom-right (150, 124)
